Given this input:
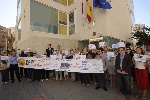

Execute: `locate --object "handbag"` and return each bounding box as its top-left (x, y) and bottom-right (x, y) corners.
top-left (0, 64), bottom-right (7, 70)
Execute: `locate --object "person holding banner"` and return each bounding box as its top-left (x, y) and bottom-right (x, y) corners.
top-left (55, 50), bottom-right (63, 81)
top-left (115, 47), bottom-right (132, 100)
top-left (80, 48), bottom-right (91, 87)
top-left (46, 44), bottom-right (54, 80)
top-left (9, 51), bottom-right (21, 83)
top-left (95, 48), bottom-right (108, 91)
top-left (0, 51), bottom-right (9, 84)
top-left (108, 51), bottom-right (116, 88)
top-left (72, 48), bottom-right (80, 82)
top-left (134, 47), bottom-right (149, 100)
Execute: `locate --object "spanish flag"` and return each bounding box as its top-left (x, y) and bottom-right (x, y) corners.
top-left (86, 0), bottom-right (92, 23)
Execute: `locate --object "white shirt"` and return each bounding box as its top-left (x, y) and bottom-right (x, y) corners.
top-left (135, 61), bottom-right (145, 69)
top-left (56, 53), bottom-right (62, 60)
top-left (73, 52), bottom-right (80, 59)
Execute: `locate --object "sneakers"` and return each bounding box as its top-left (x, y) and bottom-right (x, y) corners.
top-left (81, 83), bottom-right (85, 86)
top-left (46, 79), bottom-right (49, 81)
top-left (2, 82), bottom-right (4, 84)
top-left (41, 79), bottom-right (44, 81)
top-left (86, 84), bottom-right (90, 87)
top-left (5, 82), bottom-right (8, 84)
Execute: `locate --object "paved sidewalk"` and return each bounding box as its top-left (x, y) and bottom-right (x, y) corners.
top-left (0, 78), bottom-right (149, 100)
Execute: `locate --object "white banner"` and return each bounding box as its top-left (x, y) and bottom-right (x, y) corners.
top-left (134, 54), bottom-right (148, 62)
top-left (18, 57), bottom-right (104, 73)
top-left (0, 56), bottom-right (9, 60)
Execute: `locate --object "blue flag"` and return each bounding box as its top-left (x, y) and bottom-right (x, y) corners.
top-left (93, 0), bottom-right (112, 9)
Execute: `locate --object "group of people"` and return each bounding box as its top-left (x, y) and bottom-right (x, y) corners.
top-left (0, 44), bottom-right (150, 100)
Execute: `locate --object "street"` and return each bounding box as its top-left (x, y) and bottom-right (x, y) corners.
top-left (0, 78), bottom-right (149, 100)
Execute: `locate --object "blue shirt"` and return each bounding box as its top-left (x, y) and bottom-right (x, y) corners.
top-left (9, 56), bottom-right (18, 64)
top-left (120, 54), bottom-right (125, 70)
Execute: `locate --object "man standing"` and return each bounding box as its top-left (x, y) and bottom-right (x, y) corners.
top-left (95, 48), bottom-right (108, 91)
top-left (46, 44), bottom-right (54, 57)
top-left (115, 47), bottom-right (132, 100)
top-left (9, 51), bottom-right (21, 83)
top-left (46, 44), bottom-right (54, 80)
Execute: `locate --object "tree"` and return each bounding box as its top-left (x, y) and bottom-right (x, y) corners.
top-left (130, 26), bottom-right (150, 47)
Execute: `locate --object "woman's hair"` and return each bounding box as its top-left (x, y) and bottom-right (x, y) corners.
top-left (136, 47), bottom-right (144, 55)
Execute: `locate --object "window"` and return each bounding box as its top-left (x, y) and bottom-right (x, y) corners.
top-left (30, 0), bottom-right (58, 34)
top-left (2, 41), bottom-right (5, 44)
top-left (53, 0), bottom-right (74, 6)
top-left (59, 12), bottom-right (67, 25)
top-left (17, 0), bottom-right (21, 19)
top-left (68, 0), bottom-right (74, 6)
top-left (59, 25), bottom-right (67, 35)
top-left (2, 36), bottom-right (5, 38)
top-left (69, 11), bottom-right (75, 35)
top-left (59, 11), bottom-right (67, 35)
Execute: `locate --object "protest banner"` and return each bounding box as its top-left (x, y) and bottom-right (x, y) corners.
top-left (134, 54), bottom-right (148, 62)
top-left (17, 57), bottom-right (104, 73)
top-left (0, 56), bottom-right (9, 60)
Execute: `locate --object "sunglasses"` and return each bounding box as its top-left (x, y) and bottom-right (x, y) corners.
top-left (119, 50), bottom-right (124, 51)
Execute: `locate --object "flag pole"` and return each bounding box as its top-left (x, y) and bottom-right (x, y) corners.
top-left (82, 0), bottom-right (85, 30)
top-left (92, 0), bottom-right (95, 27)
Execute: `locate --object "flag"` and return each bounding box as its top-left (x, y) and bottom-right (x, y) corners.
top-left (86, 0), bottom-right (92, 23)
top-left (93, 0), bottom-right (100, 7)
top-left (93, 0), bottom-right (112, 9)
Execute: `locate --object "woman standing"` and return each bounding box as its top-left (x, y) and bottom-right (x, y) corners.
top-left (108, 54), bottom-right (116, 88)
top-left (134, 47), bottom-right (149, 100)
top-left (0, 51), bottom-right (9, 84)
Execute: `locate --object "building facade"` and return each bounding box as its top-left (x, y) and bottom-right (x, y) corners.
top-left (0, 26), bottom-right (13, 54)
top-left (14, 0), bottom-right (135, 54)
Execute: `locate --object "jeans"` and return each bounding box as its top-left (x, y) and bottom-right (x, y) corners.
top-left (96, 72), bottom-right (107, 88)
top-left (118, 74), bottom-right (131, 95)
top-left (1, 69), bottom-right (9, 82)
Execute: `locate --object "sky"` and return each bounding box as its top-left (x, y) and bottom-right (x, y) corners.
top-left (0, 0), bottom-right (150, 28)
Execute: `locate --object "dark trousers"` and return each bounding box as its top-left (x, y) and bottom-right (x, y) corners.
top-left (118, 74), bottom-right (131, 95)
top-left (9, 64), bottom-right (20, 81)
top-left (45, 70), bottom-right (49, 79)
top-left (80, 73), bottom-right (90, 84)
top-left (24, 68), bottom-right (27, 78)
top-left (50, 70), bottom-right (55, 78)
top-left (96, 72), bottom-right (107, 88)
top-left (41, 69), bottom-right (45, 79)
top-left (19, 67), bottom-right (24, 78)
top-left (75, 72), bottom-right (79, 81)
top-left (27, 68), bottom-right (33, 79)
top-left (33, 69), bottom-right (41, 81)
top-left (1, 69), bottom-right (9, 82)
